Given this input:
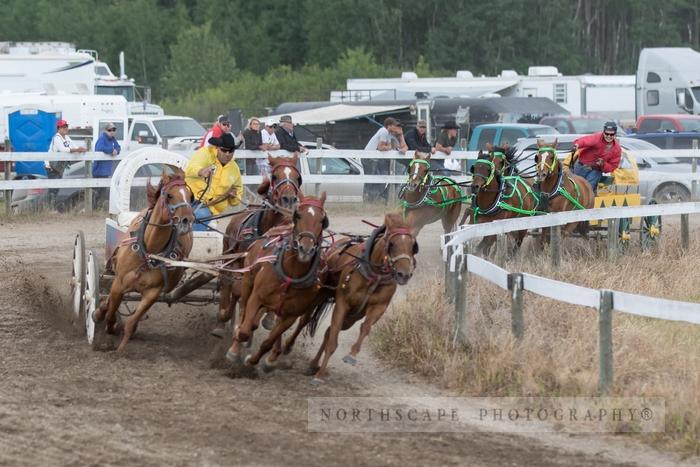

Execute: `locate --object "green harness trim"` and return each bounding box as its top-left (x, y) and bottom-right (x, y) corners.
top-left (537, 147), bottom-right (586, 210)
top-left (400, 159), bottom-right (471, 215)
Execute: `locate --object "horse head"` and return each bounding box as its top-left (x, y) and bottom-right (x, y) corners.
top-left (534, 139), bottom-right (559, 183)
top-left (382, 211), bottom-right (417, 285)
top-left (291, 192), bottom-right (328, 262)
top-left (406, 149), bottom-right (432, 192)
top-left (486, 142), bottom-right (511, 174)
top-left (470, 150), bottom-right (498, 195)
top-left (147, 168), bottom-right (194, 235)
top-left (258, 153), bottom-right (302, 210)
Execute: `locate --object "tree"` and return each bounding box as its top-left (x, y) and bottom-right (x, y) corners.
top-left (160, 22), bottom-right (237, 98)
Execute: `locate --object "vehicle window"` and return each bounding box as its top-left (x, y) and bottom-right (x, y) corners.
top-left (619, 153), bottom-right (633, 169)
top-left (131, 123), bottom-right (152, 141)
top-left (96, 85), bottom-right (135, 102)
top-left (310, 158), bottom-right (354, 175)
top-left (639, 119), bottom-right (662, 133)
top-left (476, 128), bottom-right (498, 150)
top-left (668, 137), bottom-right (695, 149)
top-left (153, 119), bottom-right (206, 138)
top-left (659, 120), bottom-right (677, 132)
top-left (571, 119), bottom-right (607, 134)
top-left (552, 121), bottom-right (570, 133)
top-left (679, 119), bottom-right (700, 132)
top-left (692, 87), bottom-right (700, 104)
top-left (646, 72), bottom-right (661, 83)
top-left (646, 90), bottom-right (659, 106)
top-left (620, 138), bottom-right (660, 150)
top-left (500, 129), bottom-right (525, 146)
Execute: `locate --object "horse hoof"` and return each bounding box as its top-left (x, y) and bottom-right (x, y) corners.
top-left (225, 350), bottom-right (241, 364)
top-left (304, 365), bottom-right (320, 376)
top-left (243, 338), bottom-right (252, 349)
top-left (262, 359), bottom-right (277, 373)
top-left (310, 377), bottom-right (325, 386)
top-left (243, 354), bottom-right (256, 367)
top-left (342, 355), bottom-right (357, 366)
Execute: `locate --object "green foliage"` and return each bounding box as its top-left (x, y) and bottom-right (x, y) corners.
top-left (161, 22), bottom-right (236, 99)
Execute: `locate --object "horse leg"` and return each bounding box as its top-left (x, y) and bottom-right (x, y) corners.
top-left (343, 304), bottom-right (384, 365)
top-left (307, 326), bottom-right (331, 375)
top-left (312, 299), bottom-right (349, 383)
top-left (116, 287), bottom-right (161, 353)
top-left (97, 279), bottom-right (126, 335)
top-left (245, 314), bottom-right (297, 367)
top-left (442, 202), bottom-right (461, 234)
top-left (227, 274), bottom-right (254, 358)
top-left (477, 235), bottom-right (496, 256)
top-left (282, 312), bottom-right (311, 355)
top-left (213, 274), bottom-right (233, 337)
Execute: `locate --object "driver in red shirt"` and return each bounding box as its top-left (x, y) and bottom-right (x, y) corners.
top-left (572, 121), bottom-right (622, 194)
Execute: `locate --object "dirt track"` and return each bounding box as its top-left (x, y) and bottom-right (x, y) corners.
top-left (0, 214), bottom-right (696, 466)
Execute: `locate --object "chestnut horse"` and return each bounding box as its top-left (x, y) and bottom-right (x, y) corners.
top-left (308, 211), bottom-right (417, 384)
top-left (225, 193), bottom-right (329, 371)
top-left (400, 150), bottom-right (465, 236)
top-left (212, 154), bottom-right (303, 337)
top-left (467, 148), bottom-right (541, 254)
top-left (534, 139), bottom-right (594, 237)
top-left (93, 169), bottom-right (194, 352)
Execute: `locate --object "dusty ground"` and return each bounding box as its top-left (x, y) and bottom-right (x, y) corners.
top-left (0, 213), bottom-right (696, 466)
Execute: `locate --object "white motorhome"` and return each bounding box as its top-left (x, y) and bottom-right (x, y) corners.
top-left (636, 47), bottom-right (700, 118)
top-left (0, 41), bottom-right (163, 116)
top-left (332, 68), bottom-right (636, 121)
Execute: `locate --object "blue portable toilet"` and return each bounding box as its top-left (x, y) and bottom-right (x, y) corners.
top-left (9, 109), bottom-right (58, 176)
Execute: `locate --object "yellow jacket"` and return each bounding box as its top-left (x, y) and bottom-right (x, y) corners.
top-left (185, 146), bottom-right (243, 215)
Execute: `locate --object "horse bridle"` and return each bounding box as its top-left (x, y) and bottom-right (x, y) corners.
top-left (290, 197), bottom-right (327, 256)
top-left (378, 227), bottom-right (417, 278)
top-left (269, 160), bottom-right (302, 204)
top-left (149, 178), bottom-right (193, 231)
top-left (536, 147), bottom-right (558, 179)
top-left (407, 159), bottom-right (431, 190)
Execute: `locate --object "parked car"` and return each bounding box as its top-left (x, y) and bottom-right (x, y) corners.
top-left (467, 123), bottom-right (559, 151)
top-left (512, 134), bottom-right (692, 203)
top-left (629, 131), bottom-right (700, 153)
top-left (9, 173), bottom-right (47, 213)
top-left (539, 115), bottom-right (616, 135)
top-left (635, 114), bottom-right (700, 133)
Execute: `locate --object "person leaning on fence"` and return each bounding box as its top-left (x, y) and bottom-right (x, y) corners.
top-left (46, 119), bottom-right (86, 206)
top-left (201, 114), bottom-right (243, 149)
top-left (185, 133), bottom-right (243, 232)
top-left (93, 123), bottom-right (121, 209)
top-left (363, 117), bottom-right (408, 202)
top-left (571, 121), bottom-right (622, 195)
top-left (275, 115), bottom-right (308, 154)
top-left (242, 117), bottom-right (265, 175)
top-left (258, 122), bottom-right (281, 177)
top-left (434, 120), bottom-right (460, 171)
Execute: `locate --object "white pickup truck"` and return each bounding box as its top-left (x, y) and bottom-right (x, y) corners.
top-left (90, 115), bottom-right (206, 152)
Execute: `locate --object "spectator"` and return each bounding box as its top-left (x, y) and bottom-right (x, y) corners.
top-left (257, 122), bottom-right (281, 177)
top-left (363, 117), bottom-right (408, 202)
top-left (93, 122), bottom-right (121, 209)
top-left (275, 115), bottom-right (308, 153)
top-left (200, 114), bottom-right (242, 149)
top-left (434, 120), bottom-right (460, 171)
top-left (404, 119), bottom-right (433, 150)
top-left (46, 119), bottom-right (86, 206)
top-left (185, 133), bottom-right (243, 231)
top-left (242, 117), bottom-right (264, 174)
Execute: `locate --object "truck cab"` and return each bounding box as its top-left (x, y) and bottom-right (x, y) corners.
top-left (467, 123), bottom-right (559, 151)
top-left (636, 47), bottom-right (700, 117)
top-left (92, 115), bottom-right (206, 152)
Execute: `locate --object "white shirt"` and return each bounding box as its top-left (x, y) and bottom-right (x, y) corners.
top-left (364, 127), bottom-right (398, 150)
top-left (261, 129), bottom-right (279, 146)
top-left (46, 133), bottom-right (74, 169)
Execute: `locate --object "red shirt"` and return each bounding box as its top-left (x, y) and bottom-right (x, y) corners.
top-left (573, 132), bottom-right (622, 173)
top-left (199, 125), bottom-right (224, 148)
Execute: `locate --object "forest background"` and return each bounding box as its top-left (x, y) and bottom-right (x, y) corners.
top-left (2, 0), bottom-right (699, 121)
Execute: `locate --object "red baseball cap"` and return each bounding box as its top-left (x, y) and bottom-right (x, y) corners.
top-left (56, 119), bottom-right (69, 128)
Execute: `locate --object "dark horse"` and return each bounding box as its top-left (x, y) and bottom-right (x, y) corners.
top-left (93, 169), bottom-right (194, 352)
top-left (466, 145), bottom-right (541, 254)
top-left (400, 150), bottom-right (466, 236)
top-left (212, 153), bottom-right (303, 337)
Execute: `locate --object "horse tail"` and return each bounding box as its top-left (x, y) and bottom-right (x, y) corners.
top-left (305, 294), bottom-right (335, 337)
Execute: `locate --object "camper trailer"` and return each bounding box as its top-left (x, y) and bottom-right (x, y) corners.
top-left (636, 47), bottom-right (700, 118)
top-left (0, 41), bottom-right (163, 116)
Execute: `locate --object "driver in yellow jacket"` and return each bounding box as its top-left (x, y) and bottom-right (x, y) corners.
top-left (185, 133), bottom-right (243, 231)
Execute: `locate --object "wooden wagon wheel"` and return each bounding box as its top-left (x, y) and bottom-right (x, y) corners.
top-left (618, 217), bottom-right (632, 251)
top-left (70, 231), bottom-right (86, 322)
top-left (640, 199), bottom-right (662, 250)
top-left (84, 249), bottom-right (101, 348)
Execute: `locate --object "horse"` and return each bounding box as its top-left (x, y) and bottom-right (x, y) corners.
top-left (466, 146), bottom-right (541, 254)
top-left (212, 153), bottom-right (303, 337)
top-left (400, 150), bottom-right (465, 236)
top-left (534, 139), bottom-right (594, 239)
top-left (307, 211), bottom-right (418, 384)
top-left (93, 169), bottom-right (194, 352)
top-left (225, 192), bottom-right (329, 372)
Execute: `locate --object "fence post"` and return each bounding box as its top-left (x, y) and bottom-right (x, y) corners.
top-left (315, 137), bottom-right (322, 196)
top-left (4, 138), bottom-right (10, 216)
top-left (550, 225), bottom-right (561, 268)
top-left (453, 247), bottom-right (467, 345)
top-left (444, 246), bottom-right (454, 301)
top-left (85, 138), bottom-right (93, 215)
top-left (606, 218), bottom-right (619, 261)
top-left (598, 289), bottom-right (614, 394)
top-left (681, 213), bottom-right (689, 250)
top-left (388, 158), bottom-right (397, 206)
top-left (692, 139), bottom-right (698, 200)
top-left (509, 273), bottom-right (524, 340)
top-left (495, 234), bottom-right (506, 267)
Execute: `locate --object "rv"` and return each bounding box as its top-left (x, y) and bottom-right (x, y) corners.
top-left (636, 47), bottom-right (700, 118)
top-left (0, 41), bottom-right (163, 116)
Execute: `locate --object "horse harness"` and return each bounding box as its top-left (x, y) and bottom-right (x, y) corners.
top-left (536, 147), bottom-right (586, 211)
top-left (399, 159), bottom-right (469, 213)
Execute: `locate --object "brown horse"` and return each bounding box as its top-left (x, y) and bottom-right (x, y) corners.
top-left (93, 169), bottom-right (194, 352)
top-left (400, 150), bottom-right (465, 236)
top-left (225, 192), bottom-right (329, 371)
top-left (308, 211), bottom-right (417, 384)
top-left (212, 153), bottom-right (303, 337)
top-left (467, 146), bottom-right (540, 254)
top-left (534, 139), bottom-right (594, 238)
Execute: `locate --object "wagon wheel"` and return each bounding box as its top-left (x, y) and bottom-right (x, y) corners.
top-left (84, 249), bottom-right (101, 348)
top-left (618, 217), bottom-right (631, 251)
top-left (640, 199), bottom-right (662, 250)
top-left (70, 231), bottom-right (86, 322)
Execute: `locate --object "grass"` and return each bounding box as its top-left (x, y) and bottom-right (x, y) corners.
top-left (372, 231), bottom-right (700, 455)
